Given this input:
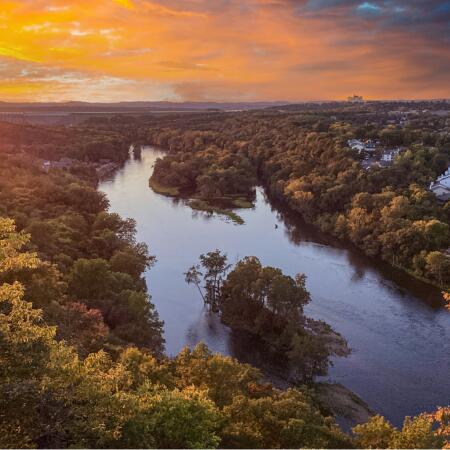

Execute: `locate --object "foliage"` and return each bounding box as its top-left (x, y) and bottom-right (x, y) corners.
top-left (187, 252), bottom-right (349, 383)
top-left (0, 219), bottom-right (352, 448)
top-left (353, 414), bottom-right (446, 449)
top-left (138, 106), bottom-right (450, 288)
top-left (0, 130), bottom-right (164, 355)
top-left (1, 114), bottom-right (450, 448)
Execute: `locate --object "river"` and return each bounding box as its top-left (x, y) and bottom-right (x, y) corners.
top-left (99, 147), bottom-right (450, 427)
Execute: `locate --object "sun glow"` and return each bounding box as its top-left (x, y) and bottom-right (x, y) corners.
top-left (112, 0), bottom-right (134, 9)
top-left (0, 0), bottom-right (448, 101)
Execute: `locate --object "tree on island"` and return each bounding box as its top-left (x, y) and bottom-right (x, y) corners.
top-left (185, 251), bottom-right (350, 384)
top-left (185, 250), bottom-right (230, 312)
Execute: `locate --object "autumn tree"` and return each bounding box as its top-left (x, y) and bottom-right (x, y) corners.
top-left (185, 250), bottom-right (230, 312)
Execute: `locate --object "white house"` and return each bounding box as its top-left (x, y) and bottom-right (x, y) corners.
top-left (347, 139), bottom-right (377, 154)
top-left (381, 148), bottom-right (401, 163)
top-left (430, 167), bottom-right (450, 201)
top-left (41, 157), bottom-right (75, 173)
top-left (348, 139), bottom-right (365, 152)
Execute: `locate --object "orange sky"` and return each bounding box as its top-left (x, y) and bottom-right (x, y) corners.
top-left (0, 0), bottom-right (449, 101)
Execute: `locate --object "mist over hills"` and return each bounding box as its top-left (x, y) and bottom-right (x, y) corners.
top-left (0, 100), bottom-right (290, 113)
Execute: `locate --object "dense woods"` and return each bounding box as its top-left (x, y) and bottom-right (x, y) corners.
top-left (2, 218), bottom-right (449, 448)
top-left (1, 113), bottom-right (450, 448)
top-left (0, 123), bottom-right (163, 355)
top-left (117, 104), bottom-right (450, 291)
top-left (0, 225), bottom-right (350, 448)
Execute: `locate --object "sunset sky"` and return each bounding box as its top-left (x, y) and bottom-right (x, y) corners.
top-left (1, 0), bottom-right (449, 102)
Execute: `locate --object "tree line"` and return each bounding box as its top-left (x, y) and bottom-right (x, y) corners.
top-left (2, 218), bottom-right (449, 448)
top-left (129, 106), bottom-right (450, 291)
top-left (1, 119), bottom-right (449, 448)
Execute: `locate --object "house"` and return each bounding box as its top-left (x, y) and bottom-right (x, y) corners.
top-left (348, 139), bottom-right (365, 152)
top-left (381, 148), bottom-right (401, 163)
top-left (430, 167), bottom-right (450, 201)
top-left (361, 159), bottom-right (376, 170)
top-left (347, 139), bottom-right (377, 154)
top-left (364, 140), bottom-right (377, 152)
top-left (41, 157), bottom-right (76, 173)
top-left (41, 161), bottom-right (52, 173)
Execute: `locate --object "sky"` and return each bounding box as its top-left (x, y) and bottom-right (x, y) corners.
top-left (0, 0), bottom-right (449, 102)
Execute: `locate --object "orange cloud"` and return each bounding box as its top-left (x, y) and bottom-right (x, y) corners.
top-left (112, 0), bottom-right (134, 8)
top-left (0, 0), bottom-right (448, 101)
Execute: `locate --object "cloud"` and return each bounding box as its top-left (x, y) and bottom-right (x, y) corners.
top-left (0, 56), bottom-right (177, 101)
top-left (356, 2), bottom-right (382, 15)
top-left (297, 1), bottom-right (450, 42)
top-left (112, 0), bottom-right (134, 9)
top-left (0, 0), bottom-right (448, 101)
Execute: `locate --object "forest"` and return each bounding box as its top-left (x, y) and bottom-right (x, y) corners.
top-left (99, 103), bottom-right (450, 293)
top-left (1, 116), bottom-right (450, 448)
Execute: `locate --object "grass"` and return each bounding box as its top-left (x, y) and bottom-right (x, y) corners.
top-left (188, 199), bottom-right (245, 225)
top-left (199, 195), bottom-right (254, 209)
top-left (231, 197), bottom-right (254, 209)
top-left (148, 177), bottom-right (252, 225)
top-left (192, 195), bottom-right (254, 209)
top-left (149, 177), bottom-right (180, 197)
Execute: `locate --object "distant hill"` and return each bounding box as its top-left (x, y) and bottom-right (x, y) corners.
top-left (0, 101), bottom-right (290, 113)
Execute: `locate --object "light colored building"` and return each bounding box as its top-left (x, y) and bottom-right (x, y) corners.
top-left (41, 157), bottom-right (75, 173)
top-left (348, 139), bottom-right (365, 152)
top-left (348, 95), bottom-right (364, 103)
top-left (430, 167), bottom-right (450, 201)
top-left (347, 139), bottom-right (377, 154)
top-left (364, 140), bottom-right (377, 152)
top-left (381, 148), bottom-right (401, 163)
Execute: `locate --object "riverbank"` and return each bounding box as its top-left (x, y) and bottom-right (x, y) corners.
top-left (315, 383), bottom-right (374, 431)
top-left (148, 177), bottom-right (181, 196)
top-left (188, 199), bottom-right (245, 225)
top-left (152, 169), bottom-right (446, 297)
top-left (100, 147), bottom-right (450, 427)
top-left (149, 172), bottom-right (254, 224)
top-left (257, 181), bottom-right (446, 300)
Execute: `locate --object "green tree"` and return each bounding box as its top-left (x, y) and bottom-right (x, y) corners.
top-left (390, 415), bottom-right (443, 449)
top-left (186, 250), bottom-right (230, 311)
top-left (119, 387), bottom-right (222, 449)
top-left (353, 414), bottom-right (445, 449)
top-left (426, 251), bottom-right (450, 287)
top-left (352, 415), bottom-right (395, 448)
top-left (222, 388), bottom-right (351, 449)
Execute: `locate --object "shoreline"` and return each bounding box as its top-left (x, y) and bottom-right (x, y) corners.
top-left (149, 172), bottom-right (254, 224)
top-left (146, 145), bottom-right (446, 301)
top-left (262, 185), bottom-right (446, 299)
top-left (101, 146), bottom-right (448, 428)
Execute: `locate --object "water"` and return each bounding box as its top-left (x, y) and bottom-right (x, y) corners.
top-left (99, 147), bottom-right (450, 426)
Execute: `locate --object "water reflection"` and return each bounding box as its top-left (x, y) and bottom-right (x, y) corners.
top-left (100, 147), bottom-right (450, 427)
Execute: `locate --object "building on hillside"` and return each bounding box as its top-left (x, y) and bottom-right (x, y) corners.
top-left (381, 148), bottom-right (401, 163)
top-left (361, 159), bottom-right (376, 170)
top-left (347, 139), bottom-right (378, 154)
top-left (430, 167), bottom-right (450, 201)
top-left (41, 157), bottom-right (76, 173)
top-left (364, 140), bottom-right (377, 152)
top-left (348, 139), bottom-right (365, 152)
